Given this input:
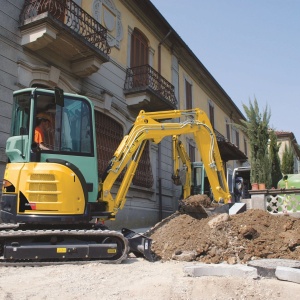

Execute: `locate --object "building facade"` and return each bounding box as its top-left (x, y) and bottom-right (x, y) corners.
top-left (276, 131), bottom-right (300, 174)
top-left (0, 0), bottom-right (248, 228)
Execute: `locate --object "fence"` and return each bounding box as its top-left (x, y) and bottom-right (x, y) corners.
top-left (248, 188), bottom-right (300, 216)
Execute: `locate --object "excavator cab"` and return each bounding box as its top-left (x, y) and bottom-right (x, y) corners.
top-left (2, 88), bottom-right (100, 224)
top-left (191, 162), bottom-right (204, 195)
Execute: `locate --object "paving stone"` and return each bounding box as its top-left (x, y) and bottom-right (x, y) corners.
top-left (248, 259), bottom-right (300, 278)
top-left (184, 263), bottom-right (258, 279)
top-left (229, 202), bottom-right (246, 215)
top-left (276, 266), bottom-right (300, 284)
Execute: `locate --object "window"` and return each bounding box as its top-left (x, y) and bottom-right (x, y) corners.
top-left (132, 141), bottom-right (154, 188)
top-left (130, 28), bottom-right (149, 88)
top-left (231, 127), bottom-right (240, 148)
top-left (172, 56), bottom-right (179, 104)
top-left (95, 111), bottom-right (124, 177)
top-left (236, 130), bottom-right (240, 149)
top-left (232, 128), bottom-right (240, 149)
top-left (209, 101), bottom-right (215, 129)
top-left (131, 28), bottom-right (149, 67)
top-left (185, 80), bottom-right (192, 109)
top-left (33, 94), bottom-right (93, 154)
top-left (189, 143), bottom-right (195, 162)
top-left (12, 92), bottom-right (31, 136)
top-left (62, 98), bottom-right (92, 154)
top-left (95, 111), bottom-right (154, 188)
top-left (226, 119), bottom-right (231, 142)
top-left (12, 90), bottom-right (94, 154)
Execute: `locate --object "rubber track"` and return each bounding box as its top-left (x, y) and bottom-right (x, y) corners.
top-left (0, 227), bottom-right (129, 267)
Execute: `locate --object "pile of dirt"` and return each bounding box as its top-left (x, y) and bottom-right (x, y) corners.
top-left (177, 194), bottom-right (218, 219)
top-left (179, 194), bottom-right (214, 208)
top-left (148, 208), bottom-right (300, 264)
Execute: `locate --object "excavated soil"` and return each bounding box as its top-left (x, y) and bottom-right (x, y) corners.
top-left (148, 203), bottom-right (300, 264)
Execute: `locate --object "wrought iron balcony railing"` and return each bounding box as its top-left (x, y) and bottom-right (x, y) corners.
top-left (20, 0), bottom-right (111, 55)
top-left (214, 129), bottom-right (248, 161)
top-left (124, 65), bottom-right (177, 108)
top-left (214, 129), bottom-right (227, 142)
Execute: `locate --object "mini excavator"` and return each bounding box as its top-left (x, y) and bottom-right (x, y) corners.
top-left (1, 88), bottom-right (231, 264)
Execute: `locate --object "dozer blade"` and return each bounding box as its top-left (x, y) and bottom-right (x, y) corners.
top-left (178, 194), bottom-right (230, 219)
top-left (121, 228), bottom-right (154, 262)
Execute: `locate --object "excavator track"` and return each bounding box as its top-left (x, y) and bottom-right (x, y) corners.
top-left (0, 225), bottom-right (129, 266)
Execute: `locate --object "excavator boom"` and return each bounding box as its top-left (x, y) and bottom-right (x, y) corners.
top-left (100, 108), bottom-right (231, 217)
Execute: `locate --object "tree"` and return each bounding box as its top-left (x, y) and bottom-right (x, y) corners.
top-left (281, 144), bottom-right (294, 175)
top-left (268, 130), bottom-right (282, 188)
top-left (260, 149), bottom-right (272, 188)
top-left (238, 98), bottom-right (271, 187)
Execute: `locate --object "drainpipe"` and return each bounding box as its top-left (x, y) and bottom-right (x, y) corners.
top-left (157, 30), bottom-right (172, 221)
top-left (158, 144), bottom-right (163, 221)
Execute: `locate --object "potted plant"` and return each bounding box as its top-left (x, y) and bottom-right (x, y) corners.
top-left (238, 98), bottom-right (271, 189)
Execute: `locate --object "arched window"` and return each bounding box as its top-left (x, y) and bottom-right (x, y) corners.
top-left (132, 141), bottom-right (154, 188)
top-left (95, 111), bottom-right (153, 188)
top-left (95, 111), bottom-right (123, 178)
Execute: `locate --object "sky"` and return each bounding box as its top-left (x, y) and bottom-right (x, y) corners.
top-left (150, 0), bottom-right (300, 142)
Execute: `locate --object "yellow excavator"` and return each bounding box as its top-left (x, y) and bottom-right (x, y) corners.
top-left (1, 87), bottom-right (231, 264)
top-left (172, 135), bottom-right (214, 199)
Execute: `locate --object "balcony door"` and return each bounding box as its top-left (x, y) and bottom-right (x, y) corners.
top-left (131, 28), bottom-right (149, 87)
top-left (131, 28), bottom-right (149, 67)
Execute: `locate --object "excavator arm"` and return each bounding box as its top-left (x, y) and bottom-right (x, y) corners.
top-left (99, 108), bottom-right (231, 219)
top-left (171, 135), bottom-right (192, 199)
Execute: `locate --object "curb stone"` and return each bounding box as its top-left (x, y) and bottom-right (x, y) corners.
top-left (183, 263), bottom-right (258, 279)
top-left (248, 259), bottom-right (300, 279)
top-left (183, 260), bottom-right (300, 285)
top-left (276, 266), bottom-right (300, 284)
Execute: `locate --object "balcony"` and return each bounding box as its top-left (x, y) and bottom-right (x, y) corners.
top-left (214, 129), bottom-right (248, 162)
top-left (19, 0), bottom-right (111, 77)
top-left (124, 65), bottom-right (177, 112)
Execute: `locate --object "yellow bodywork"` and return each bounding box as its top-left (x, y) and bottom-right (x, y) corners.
top-left (3, 162), bottom-right (85, 215)
top-left (100, 108), bottom-right (231, 217)
top-left (172, 135), bottom-right (192, 199)
top-left (3, 108), bottom-right (230, 220)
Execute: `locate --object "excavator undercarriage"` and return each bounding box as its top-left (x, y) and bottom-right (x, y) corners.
top-left (0, 223), bottom-right (131, 265)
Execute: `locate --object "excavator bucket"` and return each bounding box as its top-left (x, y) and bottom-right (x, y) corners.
top-left (121, 228), bottom-right (154, 262)
top-left (178, 194), bottom-right (230, 219)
